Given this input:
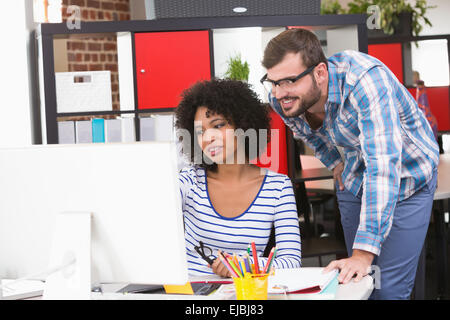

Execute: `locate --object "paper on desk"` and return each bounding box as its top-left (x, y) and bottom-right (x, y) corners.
top-left (268, 268), bottom-right (338, 294)
top-left (1, 279), bottom-right (45, 300)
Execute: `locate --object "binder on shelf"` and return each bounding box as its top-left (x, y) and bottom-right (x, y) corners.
top-left (75, 120), bottom-right (93, 144)
top-left (154, 114), bottom-right (175, 142)
top-left (139, 117), bottom-right (156, 141)
top-left (105, 118), bottom-right (122, 143)
top-left (121, 117), bottom-right (136, 142)
top-left (58, 121), bottom-right (75, 144)
top-left (139, 114), bottom-right (175, 142)
top-left (92, 118), bottom-right (105, 143)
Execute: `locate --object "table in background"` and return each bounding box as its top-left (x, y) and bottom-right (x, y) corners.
top-left (293, 156), bottom-right (334, 238)
top-left (414, 154), bottom-right (450, 300)
top-left (432, 154), bottom-right (450, 298)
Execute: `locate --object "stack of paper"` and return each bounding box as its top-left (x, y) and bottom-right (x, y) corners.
top-left (268, 268), bottom-right (339, 300)
top-left (1, 279), bottom-right (45, 300)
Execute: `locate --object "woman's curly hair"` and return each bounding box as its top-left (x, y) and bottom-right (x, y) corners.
top-left (175, 78), bottom-right (271, 172)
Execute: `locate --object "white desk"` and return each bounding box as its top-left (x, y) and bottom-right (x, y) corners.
top-left (430, 154), bottom-right (450, 298)
top-left (90, 271), bottom-right (373, 300)
top-left (416, 154), bottom-right (450, 299)
top-left (435, 154), bottom-right (450, 200)
top-left (8, 269), bottom-right (373, 300)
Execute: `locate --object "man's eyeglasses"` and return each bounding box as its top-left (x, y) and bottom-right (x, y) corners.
top-left (260, 63), bottom-right (318, 93)
top-left (194, 241), bottom-right (215, 265)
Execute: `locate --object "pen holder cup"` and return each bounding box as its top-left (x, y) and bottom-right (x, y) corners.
top-left (233, 273), bottom-right (269, 300)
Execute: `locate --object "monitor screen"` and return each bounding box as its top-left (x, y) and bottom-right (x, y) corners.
top-left (0, 142), bottom-right (187, 288)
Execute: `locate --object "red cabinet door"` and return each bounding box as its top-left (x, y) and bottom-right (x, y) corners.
top-left (408, 86), bottom-right (450, 132)
top-left (135, 31), bottom-right (211, 109)
top-left (368, 43), bottom-right (404, 83)
top-left (252, 110), bottom-right (288, 175)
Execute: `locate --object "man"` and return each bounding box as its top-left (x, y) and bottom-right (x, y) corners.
top-left (261, 28), bottom-right (439, 299)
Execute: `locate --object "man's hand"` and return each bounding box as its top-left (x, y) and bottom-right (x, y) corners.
top-left (333, 162), bottom-right (344, 191)
top-left (323, 249), bottom-right (375, 284)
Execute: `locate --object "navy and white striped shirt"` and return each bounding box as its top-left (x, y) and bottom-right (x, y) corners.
top-left (179, 166), bottom-right (301, 276)
top-left (269, 50), bottom-right (439, 256)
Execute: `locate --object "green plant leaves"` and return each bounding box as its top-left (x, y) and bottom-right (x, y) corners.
top-left (224, 54), bottom-right (250, 81)
top-left (321, 0), bottom-right (435, 37)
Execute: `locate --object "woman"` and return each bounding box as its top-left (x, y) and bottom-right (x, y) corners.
top-left (175, 79), bottom-right (301, 277)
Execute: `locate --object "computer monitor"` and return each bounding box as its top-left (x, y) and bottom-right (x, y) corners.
top-left (0, 142), bottom-right (188, 297)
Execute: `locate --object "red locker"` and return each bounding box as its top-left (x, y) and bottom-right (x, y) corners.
top-left (368, 43), bottom-right (404, 83)
top-left (408, 86), bottom-right (450, 132)
top-left (135, 31), bottom-right (211, 109)
top-left (253, 110), bottom-right (288, 175)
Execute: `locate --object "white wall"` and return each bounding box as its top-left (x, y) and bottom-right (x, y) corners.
top-left (213, 27), bottom-right (285, 103)
top-left (326, 25), bottom-right (360, 57)
top-left (0, 0), bottom-right (34, 147)
top-left (411, 39), bottom-right (449, 86)
top-left (413, 0), bottom-right (450, 36)
top-left (213, 27), bottom-right (265, 101)
top-left (117, 32), bottom-right (135, 111)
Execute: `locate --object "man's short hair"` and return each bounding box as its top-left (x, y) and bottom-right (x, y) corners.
top-left (262, 28), bottom-right (328, 70)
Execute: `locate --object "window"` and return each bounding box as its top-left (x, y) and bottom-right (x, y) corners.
top-left (411, 39), bottom-right (449, 87)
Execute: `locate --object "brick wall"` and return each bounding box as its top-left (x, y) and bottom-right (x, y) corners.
top-left (60, 0), bottom-right (130, 114)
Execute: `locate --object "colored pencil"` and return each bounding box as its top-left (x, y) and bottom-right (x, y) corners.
top-left (263, 247), bottom-right (276, 274)
top-left (223, 252), bottom-right (242, 278)
top-left (238, 256), bottom-right (246, 274)
top-left (268, 247), bottom-right (277, 271)
top-left (218, 251), bottom-right (239, 278)
top-left (243, 253), bottom-right (251, 273)
top-left (251, 241), bottom-right (260, 274)
top-left (267, 247), bottom-right (277, 273)
top-left (232, 254), bottom-right (239, 268)
top-left (232, 254), bottom-right (242, 275)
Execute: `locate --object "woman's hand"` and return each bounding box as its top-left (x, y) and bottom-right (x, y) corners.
top-left (210, 250), bottom-right (232, 278)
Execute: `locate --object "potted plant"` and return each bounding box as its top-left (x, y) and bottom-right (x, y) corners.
top-left (344, 0), bottom-right (435, 37)
top-left (224, 54), bottom-right (250, 82)
top-left (320, 0), bottom-right (345, 15)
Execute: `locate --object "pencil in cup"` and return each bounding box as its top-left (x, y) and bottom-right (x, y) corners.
top-left (233, 273), bottom-right (270, 300)
top-left (218, 251), bottom-right (239, 278)
top-left (225, 252), bottom-right (244, 278)
top-left (262, 246), bottom-right (277, 274)
top-left (218, 248), bottom-right (276, 278)
top-left (250, 241), bottom-right (260, 274)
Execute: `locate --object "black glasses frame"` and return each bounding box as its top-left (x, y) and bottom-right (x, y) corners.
top-left (260, 63), bottom-right (318, 89)
top-left (194, 241), bottom-right (215, 265)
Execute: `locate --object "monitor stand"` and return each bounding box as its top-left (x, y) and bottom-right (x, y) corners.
top-left (43, 212), bottom-right (92, 300)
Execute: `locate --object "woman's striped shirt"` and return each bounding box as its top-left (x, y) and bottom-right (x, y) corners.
top-left (179, 166), bottom-right (301, 276)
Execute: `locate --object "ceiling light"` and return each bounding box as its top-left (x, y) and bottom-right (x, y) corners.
top-left (233, 7), bottom-right (248, 13)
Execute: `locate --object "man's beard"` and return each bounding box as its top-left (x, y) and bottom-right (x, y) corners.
top-left (278, 77), bottom-right (321, 118)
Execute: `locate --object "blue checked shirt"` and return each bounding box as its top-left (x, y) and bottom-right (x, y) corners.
top-left (269, 50), bottom-right (439, 256)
